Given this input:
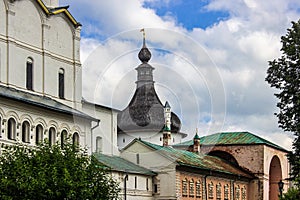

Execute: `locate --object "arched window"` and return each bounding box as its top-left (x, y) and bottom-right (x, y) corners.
top-left (189, 179), bottom-right (194, 197)
top-left (49, 127), bottom-right (56, 146)
top-left (216, 183), bottom-right (221, 200)
top-left (26, 57), bottom-right (33, 90)
top-left (241, 186), bottom-right (246, 200)
top-left (196, 180), bottom-right (201, 198)
top-left (96, 136), bottom-right (102, 152)
top-left (21, 121), bottom-right (30, 143)
top-left (7, 118), bottom-right (16, 140)
top-left (61, 130), bottom-right (68, 148)
top-left (208, 182), bottom-right (214, 199)
top-left (35, 124), bottom-right (43, 144)
top-left (58, 68), bottom-right (65, 99)
top-left (224, 184), bottom-right (230, 200)
top-left (235, 185), bottom-right (240, 200)
top-left (182, 178), bottom-right (188, 197)
top-left (72, 132), bottom-right (79, 147)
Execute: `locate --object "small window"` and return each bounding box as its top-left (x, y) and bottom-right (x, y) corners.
top-left (35, 124), bottom-right (43, 144)
top-left (216, 183), bottom-right (221, 200)
top-left (242, 186), bottom-right (246, 200)
top-left (189, 179), bottom-right (195, 197)
top-left (154, 184), bottom-right (158, 193)
top-left (58, 68), bottom-right (65, 99)
top-left (49, 127), bottom-right (56, 146)
top-left (224, 184), bottom-right (230, 200)
top-left (196, 180), bottom-right (201, 197)
top-left (135, 176), bottom-right (137, 189)
top-left (61, 130), bottom-right (67, 149)
top-left (136, 153), bottom-right (140, 164)
top-left (96, 136), bottom-right (103, 152)
top-left (146, 178), bottom-right (149, 191)
top-left (182, 178), bottom-right (188, 196)
top-left (123, 138), bottom-right (125, 143)
top-left (26, 58), bottom-right (33, 90)
top-left (208, 182), bottom-right (214, 199)
top-left (235, 185), bottom-right (240, 200)
top-left (0, 116), bottom-right (2, 138)
top-left (7, 118), bottom-right (16, 140)
top-left (22, 121), bottom-right (30, 143)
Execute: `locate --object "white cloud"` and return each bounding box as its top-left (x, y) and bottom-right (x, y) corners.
top-left (62, 0), bottom-right (300, 149)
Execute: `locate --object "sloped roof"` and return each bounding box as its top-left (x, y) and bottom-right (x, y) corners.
top-left (0, 85), bottom-right (97, 121)
top-left (133, 139), bottom-right (254, 179)
top-left (175, 131), bottom-right (287, 152)
top-left (93, 153), bottom-right (156, 176)
top-left (36, 0), bottom-right (81, 27)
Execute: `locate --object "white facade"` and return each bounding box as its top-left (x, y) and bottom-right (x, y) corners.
top-left (0, 0), bottom-right (91, 149)
top-left (0, 0), bottom-right (82, 109)
top-left (82, 101), bottom-right (119, 155)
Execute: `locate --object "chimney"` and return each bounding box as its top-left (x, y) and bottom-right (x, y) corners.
top-left (43, 0), bottom-right (59, 8)
top-left (193, 129), bottom-right (200, 153)
top-left (163, 101), bottom-right (172, 146)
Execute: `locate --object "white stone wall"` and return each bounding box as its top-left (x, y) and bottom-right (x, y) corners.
top-left (0, 0), bottom-right (82, 109)
top-left (82, 102), bottom-right (119, 155)
top-left (118, 131), bottom-right (184, 150)
top-left (0, 97), bottom-right (91, 148)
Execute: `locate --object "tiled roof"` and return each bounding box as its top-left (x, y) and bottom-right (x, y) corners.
top-left (137, 139), bottom-right (254, 179)
top-left (0, 85), bottom-right (97, 121)
top-left (93, 153), bottom-right (156, 176)
top-left (174, 131), bottom-right (287, 152)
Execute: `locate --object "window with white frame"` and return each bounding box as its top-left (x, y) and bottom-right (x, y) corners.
top-left (49, 127), bottom-right (56, 146)
top-left (208, 182), bottom-right (214, 199)
top-left (216, 183), bottom-right (221, 200)
top-left (196, 180), bottom-right (201, 198)
top-left (241, 186), bottom-right (246, 200)
top-left (235, 185), bottom-right (240, 200)
top-left (189, 179), bottom-right (195, 197)
top-left (224, 184), bottom-right (230, 200)
top-left (182, 178), bottom-right (188, 196)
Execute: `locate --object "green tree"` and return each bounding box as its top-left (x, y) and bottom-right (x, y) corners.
top-left (266, 20), bottom-right (300, 190)
top-left (280, 188), bottom-right (300, 200)
top-left (0, 141), bottom-right (120, 200)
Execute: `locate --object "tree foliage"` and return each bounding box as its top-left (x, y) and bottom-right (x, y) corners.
top-left (266, 20), bottom-right (300, 189)
top-left (279, 187), bottom-right (300, 200)
top-left (0, 141), bottom-right (120, 200)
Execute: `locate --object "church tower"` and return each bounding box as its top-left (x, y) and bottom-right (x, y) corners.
top-left (117, 30), bottom-right (185, 148)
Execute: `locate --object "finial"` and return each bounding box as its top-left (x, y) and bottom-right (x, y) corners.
top-left (140, 28), bottom-right (146, 47)
top-left (194, 128), bottom-right (200, 139)
top-left (138, 28), bottom-right (151, 63)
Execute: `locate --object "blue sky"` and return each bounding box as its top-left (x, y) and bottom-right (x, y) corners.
top-left (60, 0), bottom-right (300, 149)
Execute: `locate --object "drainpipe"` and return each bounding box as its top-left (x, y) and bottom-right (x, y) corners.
top-left (91, 120), bottom-right (100, 153)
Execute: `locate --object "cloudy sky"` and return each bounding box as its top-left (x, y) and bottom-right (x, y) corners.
top-left (60, 0), bottom-right (300, 150)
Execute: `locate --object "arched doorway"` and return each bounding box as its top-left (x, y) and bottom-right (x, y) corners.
top-left (269, 156), bottom-right (282, 200)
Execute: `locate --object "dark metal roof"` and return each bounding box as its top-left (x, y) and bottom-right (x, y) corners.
top-left (117, 84), bottom-right (181, 133)
top-left (93, 153), bottom-right (156, 176)
top-left (0, 85), bottom-right (97, 121)
top-left (129, 139), bottom-right (254, 179)
top-left (174, 131), bottom-right (287, 152)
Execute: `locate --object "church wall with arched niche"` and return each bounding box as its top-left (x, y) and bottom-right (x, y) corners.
top-left (7, 0), bottom-right (42, 48)
top-left (45, 15), bottom-right (74, 59)
top-left (200, 144), bottom-right (265, 175)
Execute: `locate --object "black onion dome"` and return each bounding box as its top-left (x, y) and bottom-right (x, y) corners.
top-left (138, 44), bottom-right (151, 63)
top-left (117, 84), bottom-right (181, 133)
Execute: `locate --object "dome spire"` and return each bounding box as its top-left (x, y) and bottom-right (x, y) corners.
top-left (138, 28), bottom-right (151, 63)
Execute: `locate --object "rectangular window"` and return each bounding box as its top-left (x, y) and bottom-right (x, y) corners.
top-left (136, 153), bottom-right (140, 164)
top-left (135, 176), bottom-right (137, 189)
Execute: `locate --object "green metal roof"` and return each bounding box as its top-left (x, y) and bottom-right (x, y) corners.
top-left (174, 131), bottom-right (287, 152)
top-left (138, 140), bottom-right (253, 179)
top-left (93, 153), bottom-right (156, 176)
